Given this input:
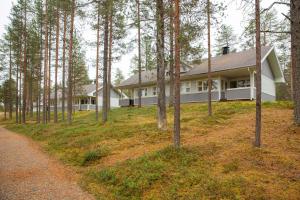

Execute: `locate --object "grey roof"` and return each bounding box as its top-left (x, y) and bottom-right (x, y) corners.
top-left (185, 46), bottom-right (273, 76)
top-left (117, 62), bottom-right (192, 88)
top-left (118, 46), bottom-right (274, 88)
top-left (50, 84), bottom-right (114, 99)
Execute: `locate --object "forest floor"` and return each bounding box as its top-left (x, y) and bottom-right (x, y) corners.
top-left (1, 101), bottom-right (299, 199)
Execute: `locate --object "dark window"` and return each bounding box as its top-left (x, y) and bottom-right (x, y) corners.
top-left (230, 81), bottom-right (237, 88)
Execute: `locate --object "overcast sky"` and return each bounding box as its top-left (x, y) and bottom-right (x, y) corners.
top-left (0, 0), bottom-right (289, 81)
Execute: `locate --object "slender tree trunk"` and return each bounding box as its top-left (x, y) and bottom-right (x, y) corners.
top-left (62, 10), bottom-right (67, 121)
top-left (22, 0), bottom-right (27, 124)
top-left (43, 0), bottom-right (49, 124)
top-left (95, 2), bottom-right (100, 121)
top-left (8, 39), bottom-right (12, 120)
top-left (48, 26), bottom-right (52, 122)
top-left (68, 0), bottom-right (75, 124)
top-left (156, 0), bottom-right (167, 130)
top-left (4, 98), bottom-right (7, 120)
top-left (169, 0), bottom-right (174, 108)
top-left (108, 9), bottom-right (113, 110)
top-left (291, 0), bottom-right (300, 125)
top-left (15, 51), bottom-right (19, 123)
top-left (37, 6), bottom-right (43, 123)
top-left (174, 0), bottom-right (181, 148)
top-left (102, 5), bottom-right (109, 123)
top-left (207, 0), bottom-right (212, 117)
top-left (29, 66), bottom-right (33, 118)
top-left (137, 0), bottom-right (142, 108)
top-left (255, 0), bottom-right (262, 147)
top-left (54, 6), bottom-right (60, 123)
top-left (19, 62), bottom-right (22, 124)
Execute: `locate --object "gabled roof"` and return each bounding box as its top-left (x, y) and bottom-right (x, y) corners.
top-left (117, 62), bottom-right (192, 88)
top-left (185, 46), bottom-right (273, 76)
top-left (50, 84), bottom-right (122, 99)
top-left (117, 46), bottom-right (284, 89)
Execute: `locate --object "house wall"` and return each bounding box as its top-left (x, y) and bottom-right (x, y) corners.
top-left (261, 59), bottom-right (276, 101)
top-left (130, 78), bottom-right (221, 106)
top-left (226, 88), bottom-right (251, 100)
top-left (97, 88), bottom-right (120, 108)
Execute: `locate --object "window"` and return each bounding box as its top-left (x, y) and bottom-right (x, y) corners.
top-left (185, 82), bottom-right (191, 93)
top-left (212, 80), bottom-right (218, 90)
top-left (203, 80), bottom-right (208, 91)
top-left (237, 80), bottom-right (250, 88)
top-left (144, 88), bottom-right (148, 97)
top-left (181, 82), bottom-right (191, 93)
top-left (230, 81), bottom-right (238, 88)
top-left (153, 87), bottom-right (157, 96)
top-left (197, 81), bottom-right (203, 92)
top-left (230, 79), bottom-right (250, 89)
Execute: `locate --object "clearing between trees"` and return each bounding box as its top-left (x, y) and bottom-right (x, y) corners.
top-left (1, 101), bottom-right (299, 199)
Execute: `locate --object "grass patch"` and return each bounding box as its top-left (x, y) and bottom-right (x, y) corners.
top-left (84, 145), bottom-right (270, 200)
top-left (1, 101), bottom-right (299, 199)
top-left (81, 147), bottom-right (111, 166)
top-left (223, 159), bottom-right (239, 174)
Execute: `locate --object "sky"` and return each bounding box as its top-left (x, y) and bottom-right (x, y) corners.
top-left (0, 0), bottom-right (289, 81)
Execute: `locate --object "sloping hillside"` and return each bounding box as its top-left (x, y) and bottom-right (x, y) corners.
top-left (2, 101), bottom-right (300, 200)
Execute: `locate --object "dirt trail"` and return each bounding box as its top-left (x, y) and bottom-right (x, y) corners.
top-left (0, 126), bottom-right (94, 200)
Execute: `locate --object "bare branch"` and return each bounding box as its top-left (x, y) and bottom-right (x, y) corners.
top-left (261, 2), bottom-right (290, 14)
top-left (261, 30), bottom-right (291, 34)
top-left (281, 12), bottom-right (291, 21)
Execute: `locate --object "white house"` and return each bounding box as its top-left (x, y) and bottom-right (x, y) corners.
top-left (50, 84), bottom-right (125, 111)
top-left (117, 46), bottom-right (285, 106)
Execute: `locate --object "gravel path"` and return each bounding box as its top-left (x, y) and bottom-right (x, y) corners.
top-left (0, 126), bottom-right (94, 200)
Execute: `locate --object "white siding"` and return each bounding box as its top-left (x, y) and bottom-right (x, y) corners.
top-left (262, 75), bottom-right (276, 96)
top-left (261, 60), bottom-right (276, 98)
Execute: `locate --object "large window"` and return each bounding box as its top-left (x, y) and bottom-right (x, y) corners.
top-left (229, 79), bottom-right (250, 89)
top-left (212, 80), bottom-right (218, 90)
top-left (152, 87), bottom-right (157, 96)
top-left (181, 82), bottom-right (191, 93)
top-left (143, 88), bottom-right (148, 97)
top-left (197, 81), bottom-right (203, 92)
top-left (200, 80), bottom-right (218, 91)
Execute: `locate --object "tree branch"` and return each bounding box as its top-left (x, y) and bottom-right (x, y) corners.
top-left (281, 12), bottom-right (291, 21)
top-left (261, 30), bottom-right (291, 34)
top-left (261, 2), bottom-right (290, 14)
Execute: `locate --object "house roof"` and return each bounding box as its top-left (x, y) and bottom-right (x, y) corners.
top-left (50, 84), bottom-right (122, 99)
top-left (117, 62), bottom-right (191, 88)
top-left (117, 46), bottom-right (284, 88)
top-left (185, 46), bottom-right (273, 76)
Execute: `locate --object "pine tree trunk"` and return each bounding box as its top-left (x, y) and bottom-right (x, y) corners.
top-left (156, 0), bottom-right (167, 130)
top-left (19, 63), bottom-right (22, 124)
top-left (8, 39), bottom-right (12, 120)
top-left (43, 0), bottom-right (49, 124)
top-left (174, 0), bottom-right (180, 148)
top-left (68, 0), bottom-right (75, 124)
top-left (108, 9), bottom-right (113, 110)
top-left (48, 26), bottom-right (52, 122)
top-left (169, 0), bottom-right (174, 108)
top-left (62, 10), bottom-right (67, 121)
top-left (137, 0), bottom-right (142, 108)
top-left (255, 0), bottom-right (262, 147)
top-left (15, 49), bottom-right (19, 123)
top-left (102, 5), bottom-right (109, 123)
top-left (29, 68), bottom-right (33, 118)
top-left (291, 0), bottom-right (300, 125)
top-left (207, 0), bottom-right (212, 117)
top-left (95, 2), bottom-right (100, 121)
top-left (54, 6), bottom-right (60, 123)
top-left (22, 0), bottom-right (27, 124)
top-left (37, 5), bottom-right (43, 123)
